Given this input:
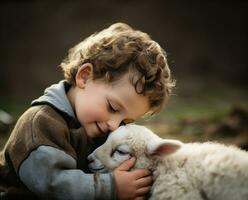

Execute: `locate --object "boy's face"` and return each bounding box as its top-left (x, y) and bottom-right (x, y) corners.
top-left (68, 63), bottom-right (150, 139)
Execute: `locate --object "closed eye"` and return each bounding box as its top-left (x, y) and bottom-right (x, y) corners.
top-left (107, 100), bottom-right (118, 113)
top-left (116, 149), bottom-right (128, 155)
top-left (111, 144), bottom-right (132, 162)
top-left (114, 144), bottom-right (131, 156)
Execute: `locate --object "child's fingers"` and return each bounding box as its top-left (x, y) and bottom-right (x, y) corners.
top-left (132, 169), bottom-right (151, 179)
top-left (135, 175), bottom-right (153, 188)
top-left (136, 186), bottom-right (151, 196)
top-left (116, 157), bottom-right (136, 171)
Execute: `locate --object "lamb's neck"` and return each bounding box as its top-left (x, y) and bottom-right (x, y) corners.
top-left (154, 153), bottom-right (189, 174)
top-left (152, 146), bottom-right (207, 189)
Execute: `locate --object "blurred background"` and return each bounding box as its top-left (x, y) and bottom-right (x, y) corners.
top-left (1, 0), bottom-right (247, 149)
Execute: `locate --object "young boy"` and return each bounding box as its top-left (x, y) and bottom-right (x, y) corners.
top-left (0, 22), bottom-right (175, 200)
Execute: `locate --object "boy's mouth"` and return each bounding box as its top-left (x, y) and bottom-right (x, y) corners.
top-left (96, 123), bottom-right (106, 134)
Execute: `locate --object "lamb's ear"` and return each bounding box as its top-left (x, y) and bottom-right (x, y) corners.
top-left (147, 138), bottom-right (183, 156)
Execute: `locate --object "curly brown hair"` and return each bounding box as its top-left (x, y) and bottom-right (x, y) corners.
top-left (60, 22), bottom-right (175, 114)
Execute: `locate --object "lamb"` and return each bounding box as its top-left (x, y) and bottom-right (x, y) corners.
top-left (88, 124), bottom-right (248, 200)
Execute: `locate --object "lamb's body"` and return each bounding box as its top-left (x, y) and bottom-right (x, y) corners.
top-left (88, 124), bottom-right (248, 200)
top-left (151, 142), bottom-right (248, 200)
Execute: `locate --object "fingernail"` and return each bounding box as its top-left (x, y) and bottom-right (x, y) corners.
top-left (130, 157), bottom-right (135, 161)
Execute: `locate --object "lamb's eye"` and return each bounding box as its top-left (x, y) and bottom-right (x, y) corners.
top-left (114, 144), bottom-right (130, 156)
top-left (112, 145), bottom-right (132, 161)
top-left (116, 149), bottom-right (128, 155)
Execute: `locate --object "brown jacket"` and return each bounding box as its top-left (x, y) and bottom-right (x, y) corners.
top-left (0, 81), bottom-right (115, 200)
top-left (0, 105), bottom-right (92, 199)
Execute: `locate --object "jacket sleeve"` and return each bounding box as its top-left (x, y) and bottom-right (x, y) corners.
top-left (19, 145), bottom-right (116, 200)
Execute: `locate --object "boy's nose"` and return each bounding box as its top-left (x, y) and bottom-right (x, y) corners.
top-left (107, 117), bottom-right (123, 131)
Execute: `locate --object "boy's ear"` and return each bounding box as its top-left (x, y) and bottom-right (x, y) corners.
top-left (75, 63), bottom-right (93, 88)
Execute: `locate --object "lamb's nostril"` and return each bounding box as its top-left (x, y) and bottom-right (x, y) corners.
top-left (87, 154), bottom-right (95, 163)
top-left (88, 159), bottom-right (94, 164)
top-left (88, 158), bottom-right (94, 164)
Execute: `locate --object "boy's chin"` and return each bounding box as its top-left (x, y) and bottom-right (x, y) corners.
top-left (85, 129), bottom-right (100, 139)
top-left (86, 131), bottom-right (97, 138)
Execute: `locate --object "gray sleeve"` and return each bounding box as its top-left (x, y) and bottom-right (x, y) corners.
top-left (19, 146), bottom-right (116, 200)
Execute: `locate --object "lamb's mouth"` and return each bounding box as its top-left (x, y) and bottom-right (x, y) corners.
top-left (89, 166), bottom-right (107, 173)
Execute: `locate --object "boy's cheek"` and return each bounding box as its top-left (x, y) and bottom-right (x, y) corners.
top-left (84, 107), bottom-right (108, 122)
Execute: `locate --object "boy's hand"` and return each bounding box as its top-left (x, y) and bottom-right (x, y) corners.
top-left (113, 157), bottom-right (152, 200)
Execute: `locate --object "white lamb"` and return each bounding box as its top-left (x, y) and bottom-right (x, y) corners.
top-left (88, 124), bottom-right (248, 200)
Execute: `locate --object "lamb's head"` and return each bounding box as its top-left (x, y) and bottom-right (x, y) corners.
top-left (88, 124), bottom-right (183, 172)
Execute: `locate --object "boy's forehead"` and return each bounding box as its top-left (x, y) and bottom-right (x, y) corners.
top-left (113, 89), bottom-right (150, 119)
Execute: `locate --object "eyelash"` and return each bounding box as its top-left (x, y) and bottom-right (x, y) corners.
top-left (107, 100), bottom-right (134, 125)
top-left (108, 101), bottom-right (118, 113)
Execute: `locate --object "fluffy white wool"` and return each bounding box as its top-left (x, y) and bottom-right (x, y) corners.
top-left (88, 124), bottom-right (248, 200)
